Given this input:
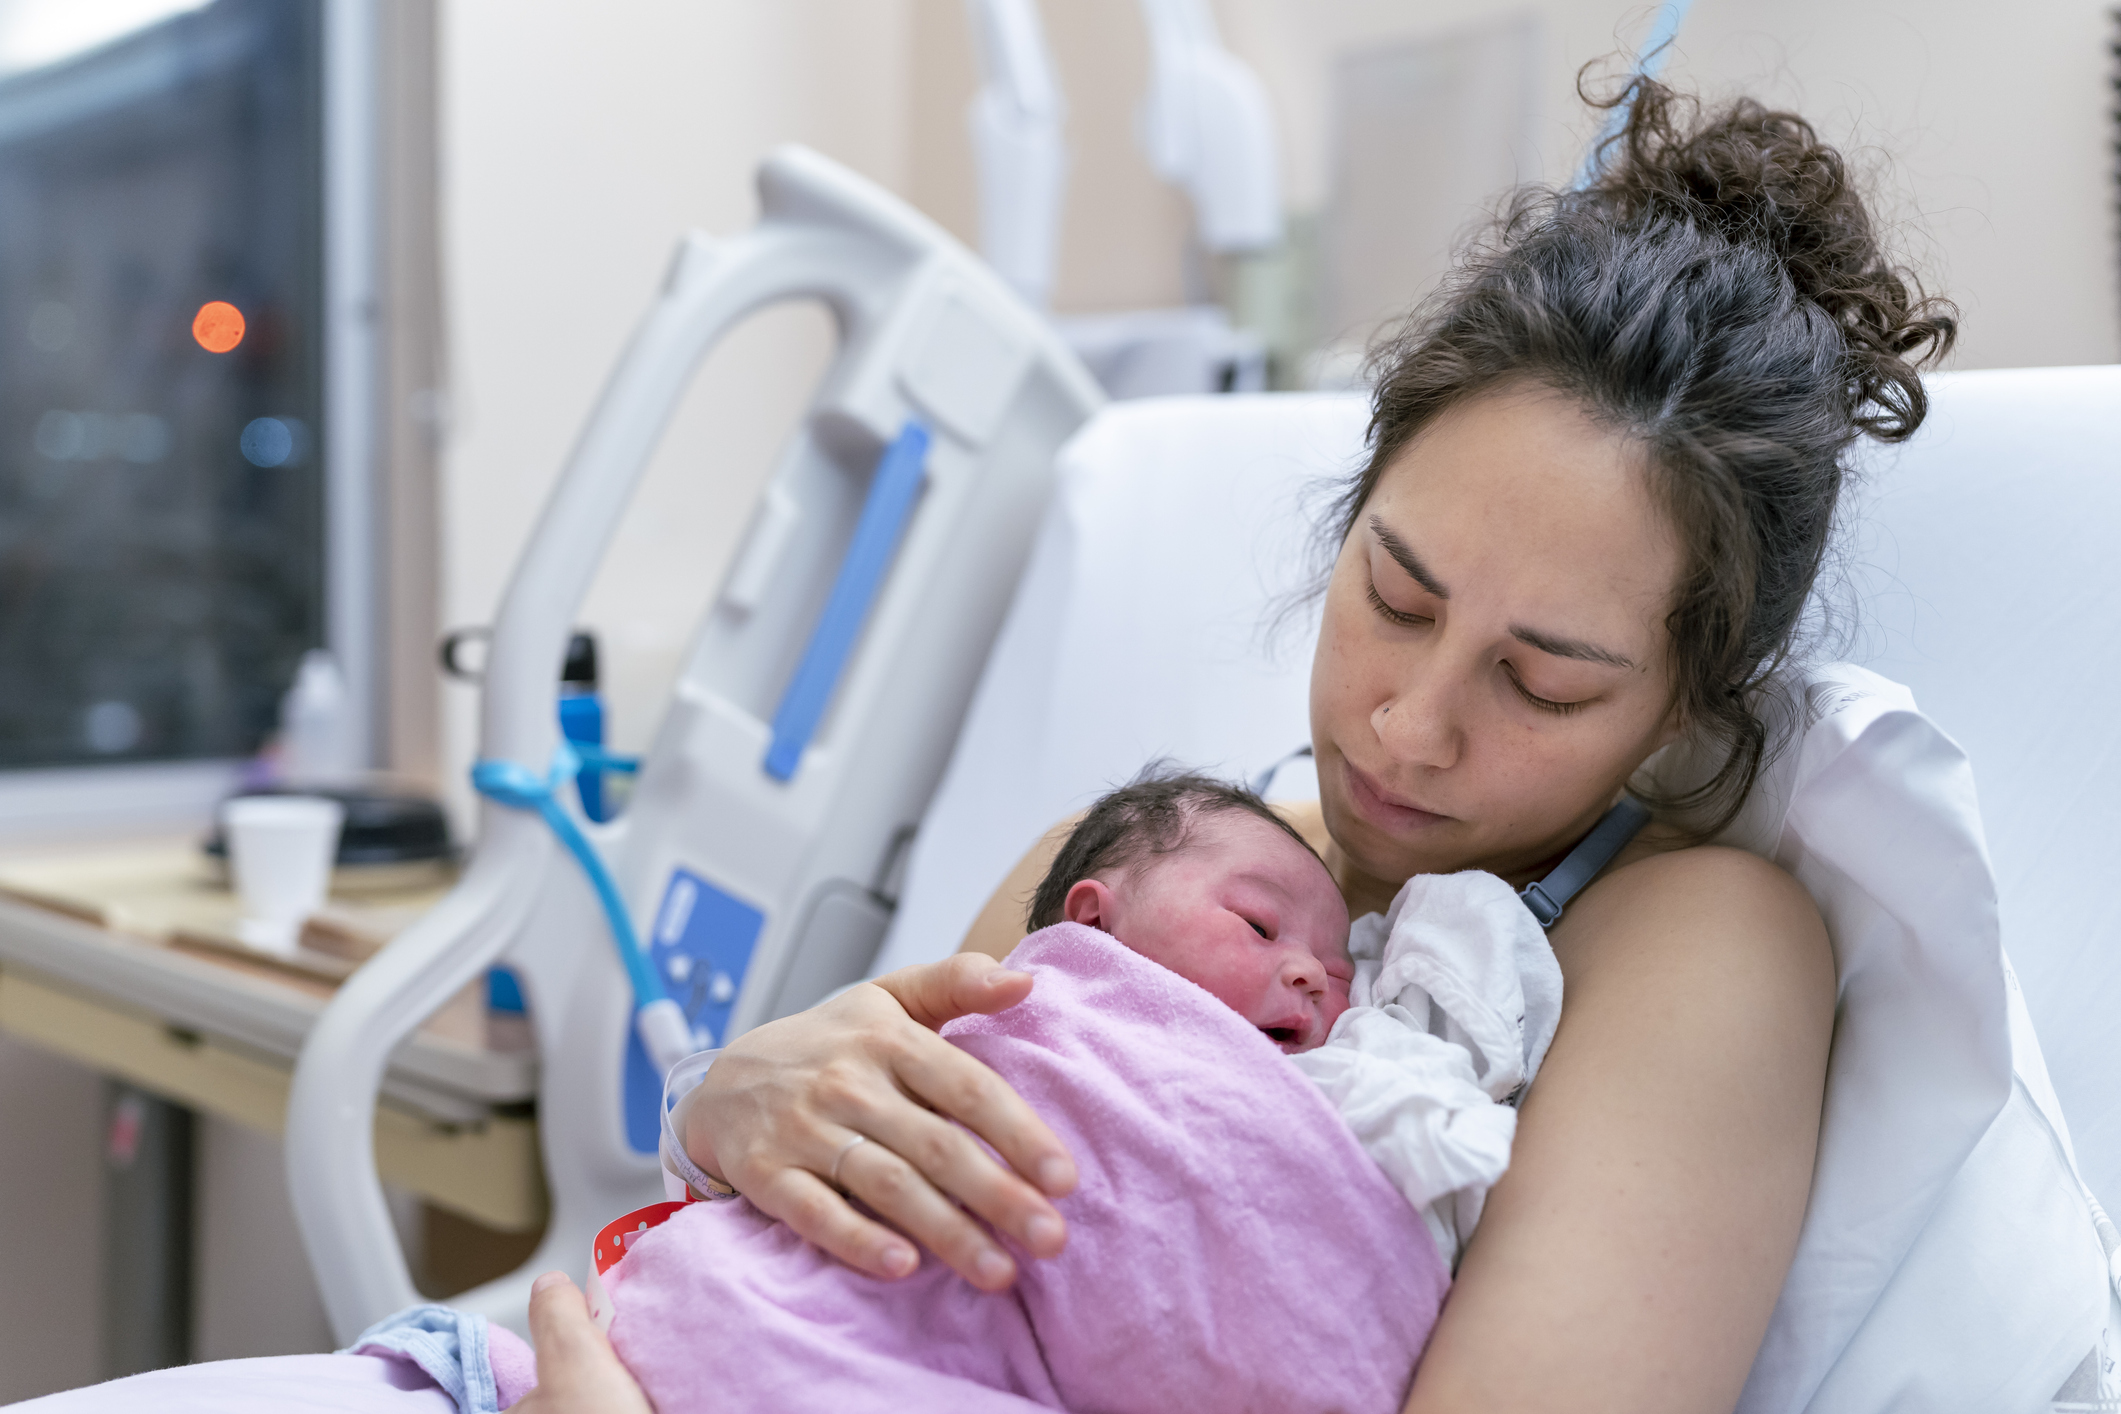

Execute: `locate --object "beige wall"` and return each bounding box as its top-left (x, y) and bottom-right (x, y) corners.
top-left (910, 0), bottom-right (2119, 366)
top-left (436, 0), bottom-right (2117, 806)
top-left (437, 0), bottom-right (910, 819)
top-left (1647, 0), bottom-right (2116, 371)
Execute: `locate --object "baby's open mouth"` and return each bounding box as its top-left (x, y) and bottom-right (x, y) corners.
top-left (1260, 1024), bottom-right (1304, 1049)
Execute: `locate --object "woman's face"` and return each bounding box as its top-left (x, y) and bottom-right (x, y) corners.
top-left (1311, 382), bottom-right (1685, 891)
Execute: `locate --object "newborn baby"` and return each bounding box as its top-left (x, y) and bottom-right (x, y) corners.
top-left (1025, 769), bottom-right (1552, 1265)
top-left (1023, 768), bottom-right (1358, 1055)
top-left (443, 769), bottom-right (1552, 1414)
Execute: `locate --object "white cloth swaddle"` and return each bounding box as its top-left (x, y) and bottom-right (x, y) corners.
top-left (1291, 870), bottom-right (1561, 1267)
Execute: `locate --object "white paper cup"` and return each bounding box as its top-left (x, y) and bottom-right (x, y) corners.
top-left (222, 795), bottom-right (345, 954)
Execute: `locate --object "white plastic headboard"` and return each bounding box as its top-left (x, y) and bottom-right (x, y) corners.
top-left (1839, 364), bottom-right (2121, 1206)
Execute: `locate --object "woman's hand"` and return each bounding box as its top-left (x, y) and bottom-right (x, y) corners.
top-left (680, 953), bottom-right (1078, 1290)
top-left (509, 1272), bottom-right (652, 1414)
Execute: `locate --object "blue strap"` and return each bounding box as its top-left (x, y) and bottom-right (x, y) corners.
top-left (1519, 796), bottom-right (1652, 928)
top-left (763, 422), bottom-right (932, 781)
top-left (472, 743), bottom-right (667, 1008)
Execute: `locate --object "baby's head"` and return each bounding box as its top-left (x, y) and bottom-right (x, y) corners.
top-left (1028, 769), bottom-right (1352, 1053)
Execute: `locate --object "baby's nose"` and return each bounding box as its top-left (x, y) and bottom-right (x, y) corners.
top-left (1279, 947), bottom-right (1324, 995)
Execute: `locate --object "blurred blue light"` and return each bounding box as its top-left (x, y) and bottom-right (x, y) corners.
top-left (240, 415), bottom-right (298, 467)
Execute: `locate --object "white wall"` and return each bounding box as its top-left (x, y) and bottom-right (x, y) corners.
top-left (1665, 0), bottom-right (2117, 372)
top-left (911, 0), bottom-right (2118, 367)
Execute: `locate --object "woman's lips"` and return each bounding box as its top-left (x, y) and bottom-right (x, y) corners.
top-left (1342, 758), bottom-right (1452, 833)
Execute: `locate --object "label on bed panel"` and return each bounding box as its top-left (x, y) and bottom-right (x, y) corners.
top-left (621, 868), bottom-right (765, 1154)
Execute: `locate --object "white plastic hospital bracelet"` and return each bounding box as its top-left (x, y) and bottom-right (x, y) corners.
top-left (659, 1048), bottom-right (740, 1201)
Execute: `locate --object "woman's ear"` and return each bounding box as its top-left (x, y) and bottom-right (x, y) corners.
top-left (1062, 878), bottom-right (1117, 932)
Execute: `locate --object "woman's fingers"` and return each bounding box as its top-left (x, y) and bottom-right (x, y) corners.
top-left (525, 1270), bottom-right (596, 1355)
top-left (831, 1133), bottom-right (1023, 1289)
top-left (874, 952), bottom-right (1035, 1029)
top-left (518, 1272), bottom-right (654, 1414)
top-left (689, 965), bottom-right (1077, 1283)
top-left (886, 1020), bottom-right (1078, 1202)
top-left (751, 1161), bottom-right (922, 1280)
top-left (733, 1028), bottom-right (1067, 1282)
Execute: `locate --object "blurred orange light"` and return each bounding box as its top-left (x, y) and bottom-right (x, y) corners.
top-left (192, 300), bottom-right (245, 353)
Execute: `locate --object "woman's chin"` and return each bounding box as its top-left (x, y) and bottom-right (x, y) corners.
top-left (1318, 792), bottom-right (1456, 900)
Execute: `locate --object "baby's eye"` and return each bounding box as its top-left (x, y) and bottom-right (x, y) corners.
top-left (1247, 918), bottom-right (1269, 938)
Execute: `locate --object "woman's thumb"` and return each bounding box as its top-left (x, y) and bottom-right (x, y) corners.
top-left (874, 953), bottom-right (1034, 1030)
top-left (526, 1271), bottom-right (596, 1355)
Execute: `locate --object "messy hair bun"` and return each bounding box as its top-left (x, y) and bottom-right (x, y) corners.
top-left (1338, 76), bottom-right (1957, 835)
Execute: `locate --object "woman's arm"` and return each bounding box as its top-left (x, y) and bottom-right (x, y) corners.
top-left (1405, 845), bottom-right (1835, 1414)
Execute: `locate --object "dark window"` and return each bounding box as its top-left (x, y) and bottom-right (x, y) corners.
top-left (0, 0), bottom-right (324, 769)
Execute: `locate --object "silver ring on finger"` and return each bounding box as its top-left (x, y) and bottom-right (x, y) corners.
top-left (828, 1133), bottom-right (869, 1191)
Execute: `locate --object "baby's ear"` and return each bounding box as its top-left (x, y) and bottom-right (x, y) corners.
top-left (1062, 878), bottom-right (1115, 931)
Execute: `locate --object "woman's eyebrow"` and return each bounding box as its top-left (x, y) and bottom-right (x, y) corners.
top-left (1368, 517), bottom-right (1449, 598)
top-left (1370, 514), bottom-right (1635, 669)
top-left (1510, 624), bottom-right (1636, 670)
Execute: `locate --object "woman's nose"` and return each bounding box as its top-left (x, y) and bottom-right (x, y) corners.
top-left (1372, 668), bottom-right (1463, 771)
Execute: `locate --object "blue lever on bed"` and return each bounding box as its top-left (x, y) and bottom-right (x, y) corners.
top-left (763, 421), bottom-right (932, 781)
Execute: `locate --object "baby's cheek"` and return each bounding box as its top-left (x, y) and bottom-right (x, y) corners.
top-left (1320, 980), bottom-right (1352, 1032)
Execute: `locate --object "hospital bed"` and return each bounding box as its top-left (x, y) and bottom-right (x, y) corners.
top-left (279, 149), bottom-right (2120, 1399)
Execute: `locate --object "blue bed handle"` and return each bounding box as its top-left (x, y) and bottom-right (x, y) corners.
top-left (763, 421), bottom-right (932, 781)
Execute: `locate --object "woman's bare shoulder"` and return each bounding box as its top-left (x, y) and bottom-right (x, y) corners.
top-left (1411, 843), bottom-right (1834, 1412)
top-left (1269, 797), bottom-right (1332, 854)
top-left (1551, 840), bottom-right (1833, 1013)
top-left (958, 813), bottom-right (1083, 960)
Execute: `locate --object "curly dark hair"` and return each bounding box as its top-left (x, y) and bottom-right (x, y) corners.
top-left (1027, 764), bottom-right (1322, 932)
top-left (1340, 76), bottom-right (1957, 834)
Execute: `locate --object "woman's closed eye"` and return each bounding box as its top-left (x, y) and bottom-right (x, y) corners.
top-left (1504, 663), bottom-right (1589, 716)
top-left (1365, 580), bottom-right (1431, 629)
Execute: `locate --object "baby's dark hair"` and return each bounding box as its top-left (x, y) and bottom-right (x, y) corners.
top-left (1026, 765), bottom-right (1324, 932)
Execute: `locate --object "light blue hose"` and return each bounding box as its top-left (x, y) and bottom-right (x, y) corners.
top-left (1571, 0), bottom-right (1695, 189)
top-left (472, 742), bottom-right (665, 1010)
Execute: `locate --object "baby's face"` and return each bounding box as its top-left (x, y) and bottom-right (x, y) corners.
top-left (1065, 810), bottom-right (1353, 1053)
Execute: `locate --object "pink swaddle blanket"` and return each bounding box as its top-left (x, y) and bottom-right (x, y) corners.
top-left (600, 921), bottom-right (1450, 1413)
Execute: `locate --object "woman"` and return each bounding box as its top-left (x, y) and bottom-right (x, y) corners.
top-left (669, 80), bottom-right (1954, 1413)
top-left (27, 79), bottom-right (1956, 1414)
